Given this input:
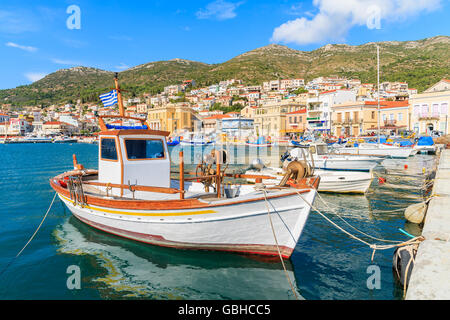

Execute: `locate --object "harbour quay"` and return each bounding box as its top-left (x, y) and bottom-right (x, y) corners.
top-left (406, 149), bottom-right (450, 299)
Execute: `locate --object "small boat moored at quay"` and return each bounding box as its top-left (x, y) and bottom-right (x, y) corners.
top-left (179, 133), bottom-right (214, 146)
top-left (246, 136), bottom-right (273, 147)
top-left (246, 166), bottom-right (373, 194)
top-left (414, 136), bottom-right (437, 154)
top-left (286, 143), bottom-right (384, 172)
top-left (50, 75), bottom-right (320, 259)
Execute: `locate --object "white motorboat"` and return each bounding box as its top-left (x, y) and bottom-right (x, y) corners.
top-left (332, 142), bottom-right (416, 158)
top-left (53, 136), bottom-right (78, 143)
top-left (21, 135), bottom-right (53, 143)
top-left (50, 75), bottom-right (319, 259)
top-left (180, 133), bottom-right (214, 146)
top-left (287, 143), bottom-right (384, 172)
top-left (246, 167), bottom-right (373, 194)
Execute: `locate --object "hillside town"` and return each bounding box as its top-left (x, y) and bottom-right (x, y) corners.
top-left (1, 76), bottom-right (449, 141)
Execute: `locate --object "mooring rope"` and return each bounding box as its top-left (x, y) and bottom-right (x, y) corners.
top-left (315, 193), bottom-right (407, 214)
top-left (258, 188), bottom-right (299, 300)
top-left (294, 190), bottom-right (424, 261)
top-left (0, 192), bottom-right (57, 278)
top-left (314, 192), bottom-right (404, 244)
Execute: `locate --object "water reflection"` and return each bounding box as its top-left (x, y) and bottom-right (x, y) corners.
top-left (52, 147), bottom-right (434, 300)
top-left (54, 216), bottom-right (302, 300)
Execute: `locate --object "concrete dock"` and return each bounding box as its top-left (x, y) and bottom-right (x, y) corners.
top-left (406, 149), bottom-right (450, 300)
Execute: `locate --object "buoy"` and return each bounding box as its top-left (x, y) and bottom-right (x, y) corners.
top-left (404, 164), bottom-right (408, 169)
top-left (404, 201), bottom-right (427, 224)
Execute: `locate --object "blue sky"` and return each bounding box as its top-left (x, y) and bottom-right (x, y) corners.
top-left (0, 0), bottom-right (448, 89)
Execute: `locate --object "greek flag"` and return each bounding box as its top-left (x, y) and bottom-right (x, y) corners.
top-left (99, 90), bottom-right (118, 107)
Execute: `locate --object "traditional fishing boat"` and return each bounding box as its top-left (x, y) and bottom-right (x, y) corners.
top-left (179, 133), bottom-right (213, 146)
top-left (246, 136), bottom-right (272, 147)
top-left (50, 75), bottom-right (320, 259)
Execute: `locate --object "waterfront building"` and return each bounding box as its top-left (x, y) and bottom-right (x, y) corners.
top-left (410, 79), bottom-right (450, 135)
top-left (378, 100), bottom-right (411, 133)
top-left (202, 114), bottom-right (231, 134)
top-left (253, 101), bottom-right (304, 137)
top-left (332, 101), bottom-right (379, 137)
top-left (285, 108), bottom-right (307, 136)
top-left (307, 89), bottom-right (356, 133)
top-left (147, 103), bottom-right (202, 134)
top-left (220, 117), bottom-right (254, 138)
top-left (42, 121), bottom-right (76, 135)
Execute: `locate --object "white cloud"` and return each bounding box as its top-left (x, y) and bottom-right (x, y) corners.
top-left (0, 10), bottom-right (38, 34)
top-left (196, 0), bottom-right (243, 20)
top-left (115, 63), bottom-right (129, 71)
top-left (25, 72), bottom-right (47, 82)
top-left (272, 0), bottom-right (442, 45)
top-left (52, 58), bottom-right (82, 66)
top-left (5, 42), bottom-right (37, 52)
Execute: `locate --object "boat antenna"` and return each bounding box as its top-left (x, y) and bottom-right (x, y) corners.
top-left (114, 72), bottom-right (125, 117)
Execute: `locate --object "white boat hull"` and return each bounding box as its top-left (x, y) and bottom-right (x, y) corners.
top-left (246, 168), bottom-right (373, 194)
top-left (312, 158), bottom-right (380, 172)
top-left (334, 145), bottom-right (415, 158)
top-left (57, 189), bottom-right (316, 258)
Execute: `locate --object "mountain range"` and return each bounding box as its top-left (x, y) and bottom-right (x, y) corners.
top-left (1, 35), bottom-right (449, 107)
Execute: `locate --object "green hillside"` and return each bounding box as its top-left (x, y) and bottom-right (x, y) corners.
top-left (1, 36), bottom-right (448, 107)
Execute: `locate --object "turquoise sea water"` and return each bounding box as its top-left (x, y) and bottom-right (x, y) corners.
top-left (0, 143), bottom-right (434, 299)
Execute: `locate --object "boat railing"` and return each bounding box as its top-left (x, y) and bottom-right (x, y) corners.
top-left (97, 115), bottom-right (151, 131)
top-left (61, 151), bottom-right (279, 201)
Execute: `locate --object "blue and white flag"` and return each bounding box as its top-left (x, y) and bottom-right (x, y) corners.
top-left (99, 90), bottom-right (118, 107)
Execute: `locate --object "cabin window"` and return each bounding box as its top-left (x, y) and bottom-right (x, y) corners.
top-left (316, 144), bottom-right (328, 155)
top-left (101, 138), bottom-right (118, 161)
top-left (125, 139), bottom-right (165, 160)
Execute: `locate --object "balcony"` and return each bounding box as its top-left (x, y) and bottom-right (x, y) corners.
top-left (418, 115), bottom-right (440, 121)
top-left (333, 119), bottom-right (361, 125)
top-left (384, 120), bottom-right (397, 126)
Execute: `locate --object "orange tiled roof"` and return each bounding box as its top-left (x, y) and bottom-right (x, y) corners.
top-left (287, 109), bottom-right (307, 115)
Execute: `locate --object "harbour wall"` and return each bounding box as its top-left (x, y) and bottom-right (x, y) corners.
top-left (406, 149), bottom-right (450, 299)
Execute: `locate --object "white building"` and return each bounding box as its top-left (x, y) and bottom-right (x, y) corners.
top-left (306, 89), bottom-right (356, 132)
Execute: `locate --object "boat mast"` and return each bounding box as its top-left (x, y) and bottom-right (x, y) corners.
top-left (114, 72), bottom-right (125, 117)
top-left (377, 45), bottom-right (380, 145)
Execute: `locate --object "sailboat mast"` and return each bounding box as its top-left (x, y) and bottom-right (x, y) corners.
top-left (377, 45), bottom-right (380, 144)
top-left (114, 72), bottom-right (125, 117)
